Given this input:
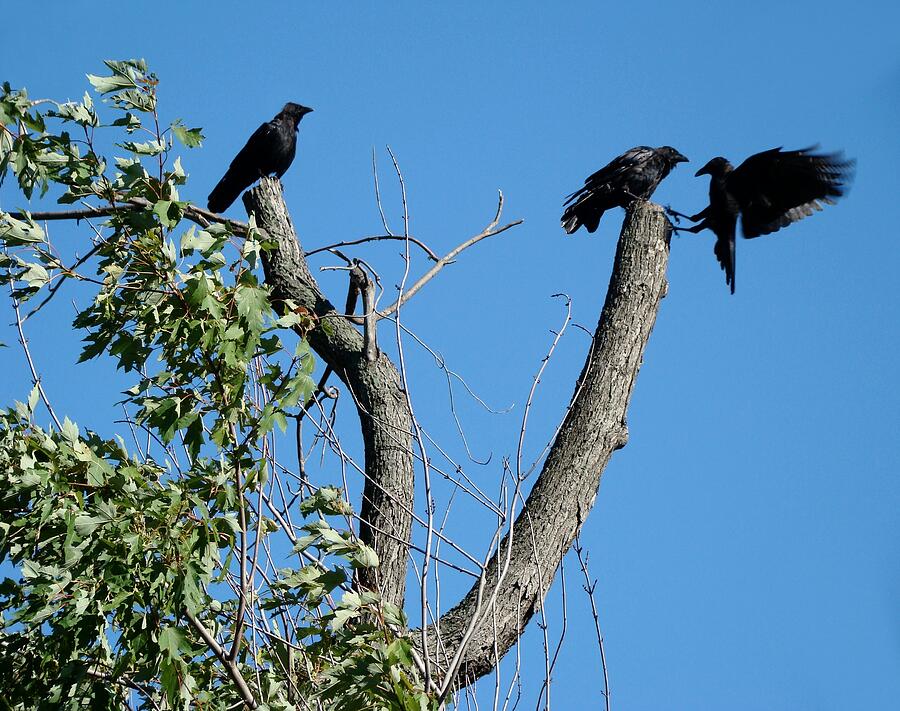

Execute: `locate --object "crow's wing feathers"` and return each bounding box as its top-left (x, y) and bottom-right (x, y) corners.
top-left (227, 122), bottom-right (275, 178)
top-left (563, 146), bottom-right (656, 205)
top-left (728, 147), bottom-right (854, 238)
top-left (207, 121), bottom-right (275, 213)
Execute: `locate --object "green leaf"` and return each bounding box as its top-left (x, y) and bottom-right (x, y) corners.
top-left (352, 543), bottom-right (379, 569)
top-left (234, 283), bottom-right (270, 324)
top-left (86, 72), bottom-right (134, 94)
top-left (48, 94), bottom-right (99, 127)
top-left (26, 385), bottom-right (39, 414)
top-left (0, 213), bottom-right (45, 244)
top-left (110, 111), bottom-right (142, 132)
top-left (60, 417), bottom-right (79, 443)
top-left (171, 120), bottom-right (204, 148)
top-left (159, 625), bottom-right (188, 660)
top-left (275, 311), bottom-right (308, 329)
top-left (330, 607), bottom-right (357, 631)
top-left (73, 515), bottom-right (104, 536)
top-left (153, 199), bottom-right (183, 228)
top-left (121, 139), bottom-right (165, 156)
top-left (20, 262), bottom-right (49, 290)
top-left (180, 227), bottom-right (222, 256)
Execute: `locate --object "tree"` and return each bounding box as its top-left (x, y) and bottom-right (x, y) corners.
top-left (0, 60), bottom-right (669, 709)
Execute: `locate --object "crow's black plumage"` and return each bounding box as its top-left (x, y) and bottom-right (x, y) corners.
top-left (682, 147), bottom-right (854, 293)
top-left (207, 102), bottom-right (313, 213)
top-left (561, 146), bottom-right (688, 234)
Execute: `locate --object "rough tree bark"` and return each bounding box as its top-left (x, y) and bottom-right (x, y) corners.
top-left (243, 179), bottom-right (413, 607)
top-left (245, 180), bottom-right (671, 688)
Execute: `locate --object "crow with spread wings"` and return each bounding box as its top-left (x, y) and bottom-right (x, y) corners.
top-left (561, 146), bottom-right (688, 234)
top-left (674, 147), bottom-right (854, 293)
top-left (208, 102), bottom-right (313, 214)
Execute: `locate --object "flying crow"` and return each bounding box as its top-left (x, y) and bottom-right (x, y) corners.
top-left (561, 146), bottom-right (688, 234)
top-left (679, 147), bottom-right (854, 293)
top-left (207, 102), bottom-right (313, 213)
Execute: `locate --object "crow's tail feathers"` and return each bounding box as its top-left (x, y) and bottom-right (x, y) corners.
top-left (207, 169), bottom-right (247, 214)
top-left (714, 235), bottom-right (736, 294)
top-left (561, 202), bottom-right (604, 234)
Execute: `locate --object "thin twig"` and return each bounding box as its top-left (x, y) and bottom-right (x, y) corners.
top-left (372, 147), bottom-right (393, 236)
top-left (574, 538), bottom-right (611, 711)
top-left (229, 449), bottom-right (249, 662)
top-left (24, 241), bottom-right (104, 320)
top-left (377, 190), bottom-right (522, 319)
top-left (536, 555), bottom-right (568, 711)
top-left (516, 295), bottom-right (572, 481)
top-left (381, 145), bottom-right (437, 689)
top-left (304, 234), bottom-right (440, 262)
top-left (10, 290), bottom-right (62, 430)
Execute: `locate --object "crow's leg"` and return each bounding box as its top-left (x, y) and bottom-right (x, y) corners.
top-left (665, 205), bottom-right (710, 223)
top-left (664, 205), bottom-right (692, 223)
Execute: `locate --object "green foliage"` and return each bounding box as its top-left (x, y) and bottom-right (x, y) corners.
top-left (0, 60), bottom-right (436, 710)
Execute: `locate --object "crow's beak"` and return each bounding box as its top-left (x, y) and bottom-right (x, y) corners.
top-left (676, 153), bottom-right (689, 163)
top-left (695, 166), bottom-right (709, 177)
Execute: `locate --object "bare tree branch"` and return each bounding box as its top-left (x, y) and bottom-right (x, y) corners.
top-left (10, 290), bottom-right (62, 430)
top-left (377, 191), bottom-right (523, 319)
top-left (305, 234), bottom-right (440, 262)
top-left (574, 538), bottom-right (611, 711)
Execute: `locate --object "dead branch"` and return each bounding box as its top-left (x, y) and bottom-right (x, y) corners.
top-left (574, 538), bottom-right (611, 711)
top-left (350, 262), bottom-right (378, 362)
top-left (305, 234), bottom-right (440, 262)
top-left (377, 191), bottom-right (522, 319)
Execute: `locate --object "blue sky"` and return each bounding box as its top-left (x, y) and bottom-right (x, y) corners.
top-left (2, 2), bottom-right (899, 709)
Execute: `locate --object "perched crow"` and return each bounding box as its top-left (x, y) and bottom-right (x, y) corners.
top-left (680, 147), bottom-right (854, 293)
top-left (207, 102), bottom-right (313, 213)
top-left (561, 146), bottom-right (688, 234)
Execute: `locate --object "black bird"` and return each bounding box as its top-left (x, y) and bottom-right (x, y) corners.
top-left (680, 147), bottom-right (854, 293)
top-left (561, 146), bottom-right (688, 234)
top-left (207, 102), bottom-right (313, 213)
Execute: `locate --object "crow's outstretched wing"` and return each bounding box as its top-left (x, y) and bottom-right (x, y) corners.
top-left (727, 147), bottom-right (854, 238)
top-left (207, 122), bottom-right (274, 213)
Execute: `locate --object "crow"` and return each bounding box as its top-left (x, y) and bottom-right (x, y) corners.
top-left (678, 147), bottom-right (854, 293)
top-left (561, 146), bottom-right (688, 234)
top-left (207, 102), bottom-right (313, 213)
